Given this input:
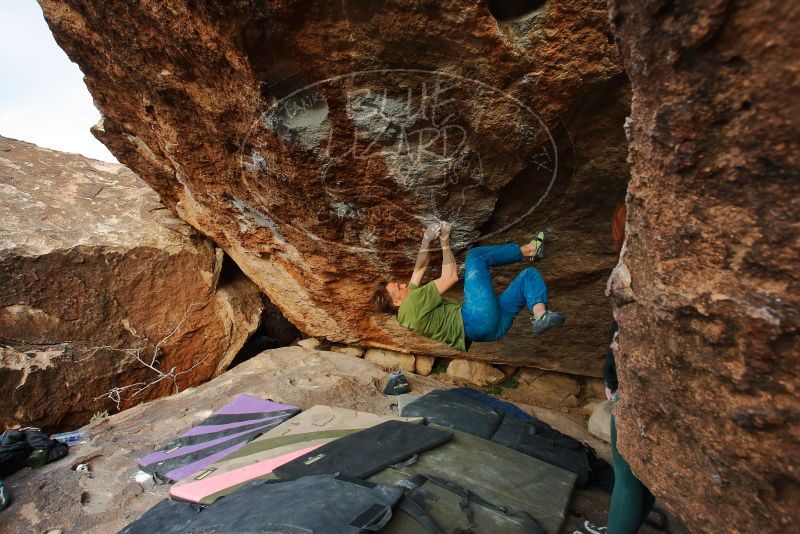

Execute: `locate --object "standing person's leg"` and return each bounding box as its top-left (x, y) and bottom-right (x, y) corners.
top-left (607, 414), bottom-right (648, 534)
top-left (461, 244), bottom-right (524, 341)
top-left (486, 267), bottom-right (548, 341)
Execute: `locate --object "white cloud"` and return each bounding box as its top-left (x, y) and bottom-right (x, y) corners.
top-left (0, 0), bottom-right (118, 162)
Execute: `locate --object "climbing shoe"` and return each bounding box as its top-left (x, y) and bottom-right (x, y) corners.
top-left (383, 371), bottom-right (411, 395)
top-left (570, 518), bottom-right (607, 534)
top-left (527, 228), bottom-right (548, 261)
top-left (0, 481), bottom-right (9, 512)
top-left (531, 310), bottom-right (565, 334)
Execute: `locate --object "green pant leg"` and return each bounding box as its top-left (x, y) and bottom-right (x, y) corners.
top-left (607, 414), bottom-right (649, 534)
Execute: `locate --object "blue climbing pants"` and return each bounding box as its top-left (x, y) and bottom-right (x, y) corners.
top-left (461, 244), bottom-right (548, 342)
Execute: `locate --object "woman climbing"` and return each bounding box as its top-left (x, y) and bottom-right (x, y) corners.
top-left (371, 221), bottom-right (565, 350)
top-left (575, 203), bottom-right (663, 534)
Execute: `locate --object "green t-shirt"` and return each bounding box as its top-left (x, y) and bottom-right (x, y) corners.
top-left (397, 281), bottom-right (467, 352)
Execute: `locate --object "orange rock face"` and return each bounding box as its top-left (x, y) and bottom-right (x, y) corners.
top-left (0, 137), bottom-right (264, 430)
top-left (37, 0), bottom-right (630, 375)
top-left (608, 1), bottom-right (800, 531)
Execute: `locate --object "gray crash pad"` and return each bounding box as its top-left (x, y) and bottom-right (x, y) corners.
top-left (370, 425), bottom-right (577, 534)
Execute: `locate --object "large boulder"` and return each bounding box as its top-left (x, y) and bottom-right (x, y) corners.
top-left (36, 0), bottom-right (630, 375)
top-left (0, 136), bottom-right (264, 430)
top-left (608, 1), bottom-right (799, 531)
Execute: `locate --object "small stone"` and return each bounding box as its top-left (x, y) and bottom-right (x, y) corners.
top-left (329, 344), bottom-right (364, 358)
top-left (363, 348), bottom-right (415, 372)
top-left (414, 355), bottom-right (435, 376)
top-left (122, 482), bottom-right (144, 497)
top-left (588, 400), bottom-right (613, 442)
top-left (446, 359), bottom-right (504, 385)
top-left (297, 338), bottom-right (321, 350)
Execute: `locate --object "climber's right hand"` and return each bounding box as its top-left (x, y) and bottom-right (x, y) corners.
top-left (423, 222), bottom-right (442, 242)
top-left (439, 221), bottom-right (451, 242)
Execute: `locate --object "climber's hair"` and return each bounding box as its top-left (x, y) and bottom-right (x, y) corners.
top-left (612, 202), bottom-right (627, 254)
top-left (372, 282), bottom-right (397, 314)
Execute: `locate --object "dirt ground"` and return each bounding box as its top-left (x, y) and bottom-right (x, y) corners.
top-left (1, 347), bottom-right (688, 533)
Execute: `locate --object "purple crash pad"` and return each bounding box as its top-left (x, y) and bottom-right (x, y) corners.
top-left (138, 394), bottom-right (299, 483)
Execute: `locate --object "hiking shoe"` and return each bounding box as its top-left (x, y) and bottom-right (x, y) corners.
top-left (571, 519), bottom-right (607, 534)
top-left (531, 310), bottom-right (565, 334)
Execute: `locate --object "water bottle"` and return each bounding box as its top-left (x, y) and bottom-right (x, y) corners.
top-left (50, 430), bottom-right (88, 446)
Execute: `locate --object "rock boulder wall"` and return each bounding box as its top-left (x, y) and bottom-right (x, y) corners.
top-left (608, 1), bottom-right (799, 531)
top-left (36, 0), bottom-right (630, 375)
top-left (0, 137), bottom-right (264, 430)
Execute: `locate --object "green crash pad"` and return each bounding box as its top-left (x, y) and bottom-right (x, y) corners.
top-left (170, 405), bottom-right (415, 504)
top-left (369, 426), bottom-right (577, 534)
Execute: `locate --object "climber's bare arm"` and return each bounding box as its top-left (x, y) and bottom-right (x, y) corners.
top-left (434, 222), bottom-right (458, 294)
top-left (409, 223), bottom-right (441, 287)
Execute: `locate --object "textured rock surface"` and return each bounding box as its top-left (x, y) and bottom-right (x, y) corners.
top-left (37, 0), bottom-right (630, 375)
top-left (363, 347), bottom-right (416, 372)
top-left (329, 344), bottom-right (365, 357)
top-left (296, 338), bottom-right (322, 350)
top-left (0, 347), bottom-right (616, 533)
top-left (609, 1), bottom-right (799, 532)
top-left (498, 364), bottom-right (519, 377)
top-left (0, 136), bottom-right (263, 430)
top-left (587, 400), bottom-right (611, 442)
top-left (446, 358), bottom-right (504, 385)
top-left (517, 367), bottom-right (582, 407)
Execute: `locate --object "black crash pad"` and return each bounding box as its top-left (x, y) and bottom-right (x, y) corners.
top-left (273, 420), bottom-right (453, 480)
top-left (119, 474), bottom-right (405, 534)
top-left (400, 389), bottom-right (504, 439)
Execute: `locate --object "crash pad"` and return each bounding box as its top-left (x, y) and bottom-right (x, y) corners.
top-left (400, 388), bottom-right (504, 438)
top-left (138, 394), bottom-right (299, 482)
top-left (377, 471), bottom-right (546, 534)
top-left (117, 498), bottom-right (203, 534)
top-left (170, 405), bottom-right (414, 504)
top-left (120, 475), bottom-right (404, 534)
top-left (404, 388), bottom-right (608, 490)
top-left (491, 413), bottom-right (594, 488)
top-left (273, 420), bottom-right (453, 480)
top-left (450, 387), bottom-right (537, 422)
top-left (369, 426), bottom-right (577, 534)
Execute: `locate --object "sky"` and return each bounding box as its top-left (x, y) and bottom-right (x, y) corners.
top-left (0, 0), bottom-right (117, 162)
